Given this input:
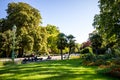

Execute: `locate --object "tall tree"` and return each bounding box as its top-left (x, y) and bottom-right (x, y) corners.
top-left (0, 18), bottom-right (8, 32)
top-left (0, 30), bottom-right (13, 57)
top-left (6, 2), bottom-right (42, 29)
top-left (46, 24), bottom-right (60, 54)
top-left (67, 34), bottom-right (75, 59)
top-left (40, 27), bottom-right (48, 54)
top-left (57, 33), bottom-right (67, 60)
top-left (0, 2), bottom-right (43, 57)
top-left (93, 0), bottom-right (120, 48)
top-left (89, 31), bottom-right (102, 54)
top-left (7, 2), bottom-right (42, 56)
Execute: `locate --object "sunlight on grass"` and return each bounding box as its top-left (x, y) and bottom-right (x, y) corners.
top-left (0, 59), bottom-right (119, 80)
top-left (20, 74), bottom-right (57, 80)
top-left (0, 73), bottom-right (14, 77)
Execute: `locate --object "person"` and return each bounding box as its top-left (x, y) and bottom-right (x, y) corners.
top-left (34, 56), bottom-right (38, 61)
top-left (22, 57), bottom-right (27, 64)
top-left (31, 53), bottom-right (35, 57)
top-left (47, 55), bottom-right (51, 60)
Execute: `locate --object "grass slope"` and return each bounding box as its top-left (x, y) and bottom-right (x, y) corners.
top-left (0, 59), bottom-right (119, 80)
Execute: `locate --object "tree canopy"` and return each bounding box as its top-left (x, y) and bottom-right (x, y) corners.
top-left (0, 2), bottom-right (77, 58)
top-left (92, 0), bottom-right (120, 50)
top-left (6, 2), bottom-right (42, 28)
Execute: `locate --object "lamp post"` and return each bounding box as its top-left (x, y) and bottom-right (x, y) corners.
top-left (12, 25), bottom-right (17, 62)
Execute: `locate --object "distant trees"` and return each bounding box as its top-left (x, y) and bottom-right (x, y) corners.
top-left (56, 33), bottom-right (76, 60)
top-left (0, 2), bottom-right (78, 58)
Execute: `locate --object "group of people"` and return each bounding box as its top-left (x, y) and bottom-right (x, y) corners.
top-left (22, 54), bottom-right (52, 64)
top-left (22, 56), bottom-right (43, 63)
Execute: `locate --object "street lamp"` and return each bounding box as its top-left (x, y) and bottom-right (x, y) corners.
top-left (12, 25), bottom-right (17, 62)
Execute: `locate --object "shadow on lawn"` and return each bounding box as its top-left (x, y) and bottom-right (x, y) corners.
top-left (0, 59), bottom-right (119, 80)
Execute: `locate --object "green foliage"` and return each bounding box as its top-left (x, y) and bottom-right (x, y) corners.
top-left (80, 47), bottom-right (93, 54)
top-left (94, 59), bottom-right (106, 66)
top-left (23, 35), bottom-right (34, 52)
top-left (6, 2), bottom-right (42, 28)
top-left (97, 66), bottom-right (112, 74)
top-left (112, 58), bottom-right (120, 65)
top-left (81, 52), bottom-right (117, 66)
top-left (112, 47), bottom-right (120, 57)
top-left (57, 33), bottom-right (67, 50)
top-left (0, 30), bottom-right (13, 57)
top-left (93, 0), bottom-right (120, 51)
top-left (66, 34), bottom-right (75, 59)
top-left (0, 2), bottom-right (78, 58)
top-left (97, 65), bottom-right (120, 78)
top-left (90, 0), bottom-right (120, 76)
top-left (104, 53), bottom-right (113, 59)
top-left (95, 53), bottom-right (113, 61)
top-left (80, 47), bottom-right (89, 54)
top-left (46, 24), bottom-right (60, 54)
top-left (0, 2), bottom-right (48, 57)
top-left (89, 31), bottom-right (102, 54)
top-left (96, 55), bottom-right (106, 60)
top-left (80, 53), bottom-right (96, 61)
top-left (57, 33), bottom-right (67, 60)
top-left (74, 43), bottom-right (81, 53)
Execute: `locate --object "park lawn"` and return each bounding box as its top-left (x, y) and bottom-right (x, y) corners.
top-left (0, 59), bottom-right (119, 80)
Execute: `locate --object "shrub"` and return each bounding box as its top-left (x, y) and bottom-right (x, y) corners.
top-left (96, 55), bottom-right (106, 60)
top-left (106, 65), bottom-right (120, 78)
top-left (82, 60), bottom-right (95, 66)
top-left (88, 47), bottom-right (93, 53)
top-left (94, 59), bottom-right (105, 66)
top-left (99, 48), bottom-right (106, 54)
top-left (105, 60), bottom-right (112, 65)
top-left (97, 64), bottom-right (120, 78)
top-left (97, 66), bottom-right (111, 74)
top-left (80, 48), bottom-right (89, 54)
top-left (112, 58), bottom-right (120, 65)
top-left (104, 53), bottom-right (113, 59)
top-left (80, 53), bottom-right (96, 61)
top-left (112, 47), bottom-right (120, 57)
top-left (80, 47), bottom-right (93, 54)
top-left (96, 53), bottom-right (114, 60)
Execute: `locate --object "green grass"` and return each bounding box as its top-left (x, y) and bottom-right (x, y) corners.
top-left (0, 59), bottom-right (119, 80)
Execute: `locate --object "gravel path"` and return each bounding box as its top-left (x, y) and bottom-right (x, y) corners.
top-left (0, 56), bottom-right (61, 62)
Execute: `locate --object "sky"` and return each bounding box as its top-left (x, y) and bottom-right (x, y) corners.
top-left (0, 0), bottom-right (100, 43)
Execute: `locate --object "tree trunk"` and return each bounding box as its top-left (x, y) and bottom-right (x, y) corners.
top-left (60, 49), bottom-right (63, 60)
top-left (6, 47), bottom-right (10, 58)
top-left (67, 47), bottom-right (72, 59)
top-left (18, 48), bottom-right (24, 57)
